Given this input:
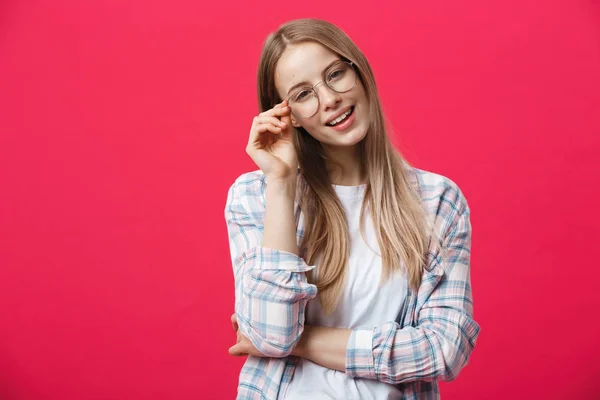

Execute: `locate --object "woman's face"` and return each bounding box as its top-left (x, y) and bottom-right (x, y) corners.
top-left (275, 42), bottom-right (370, 150)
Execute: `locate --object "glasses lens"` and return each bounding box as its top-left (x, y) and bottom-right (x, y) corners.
top-left (289, 89), bottom-right (319, 118)
top-left (327, 62), bottom-right (356, 93)
top-left (287, 62), bottom-right (356, 118)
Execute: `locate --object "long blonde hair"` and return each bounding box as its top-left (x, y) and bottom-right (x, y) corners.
top-left (258, 19), bottom-right (431, 314)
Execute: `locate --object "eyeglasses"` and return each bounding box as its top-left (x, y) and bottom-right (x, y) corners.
top-left (286, 61), bottom-right (357, 119)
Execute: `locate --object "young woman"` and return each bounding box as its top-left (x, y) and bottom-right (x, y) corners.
top-left (225, 18), bottom-right (480, 400)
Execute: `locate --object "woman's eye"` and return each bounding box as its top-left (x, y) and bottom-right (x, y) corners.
top-left (295, 91), bottom-right (310, 101)
top-left (328, 69), bottom-right (344, 80)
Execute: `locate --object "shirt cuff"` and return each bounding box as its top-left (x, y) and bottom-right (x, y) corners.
top-left (250, 246), bottom-right (316, 272)
top-left (345, 328), bottom-right (377, 379)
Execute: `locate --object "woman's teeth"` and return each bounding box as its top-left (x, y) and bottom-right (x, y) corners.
top-left (327, 107), bottom-right (353, 126)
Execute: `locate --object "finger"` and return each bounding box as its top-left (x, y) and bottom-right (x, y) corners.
top-left (228, 343), bottom-right (246, 357)
top-left (230, 314), bottom-right (241, 337)
top-left (259, 101), bottom-right (291, 118)
top-left (248, 118), bottom-right (285, 151)
top-left (273, 104), bottom-right (292, 119)
top-left (255, 116), bottom-right (287, 129)
top-left (228, 344), bottom-right (239, 356)
top-left (279, 106), bottom-right (293, 130)
top-left (255, 123), bottom-right (283, 136)
top-left (248, 123), bottom-right (282, 148)
top-left (258, 99), bottom-right (286, 115)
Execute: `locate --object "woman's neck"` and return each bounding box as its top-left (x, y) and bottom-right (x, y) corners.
top-left (323, 144), bottom-right (365, 186)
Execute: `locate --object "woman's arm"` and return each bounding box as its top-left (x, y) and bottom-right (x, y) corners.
top-left (292, 325), bottom-right (351, 372)
top-left (293, 206), bottom-right (480, 383)
top-left (225, 174), bottom-right (317, 358)
top-left (262, 178), bottom-right (298, 254)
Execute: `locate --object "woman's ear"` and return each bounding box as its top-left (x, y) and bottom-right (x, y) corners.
top-left (291, 116), bottom-right (302, 128)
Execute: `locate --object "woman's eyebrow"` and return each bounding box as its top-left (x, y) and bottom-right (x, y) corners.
top-left (286, 59), bottom-right (341, 96)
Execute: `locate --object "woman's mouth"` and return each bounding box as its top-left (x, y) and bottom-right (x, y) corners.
top-left (326, 106), bottom-right (355, 127)
top-left (326, 106), bottom-right (355, 131)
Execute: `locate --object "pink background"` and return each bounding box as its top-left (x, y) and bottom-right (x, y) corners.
top-left (1, 0), bottom-right (599, 399)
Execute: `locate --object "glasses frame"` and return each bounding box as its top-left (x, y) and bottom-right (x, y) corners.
top-left (285, 61), bottom-right (357, 119)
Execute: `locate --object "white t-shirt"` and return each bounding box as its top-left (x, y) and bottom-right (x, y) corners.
top-left (285, 184), bottom-right (408, 400)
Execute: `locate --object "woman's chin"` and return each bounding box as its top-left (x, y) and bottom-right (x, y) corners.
top-left (323, 127), bottom-right (368, 148)
top-left (340, 124), bottom-right (368, 145)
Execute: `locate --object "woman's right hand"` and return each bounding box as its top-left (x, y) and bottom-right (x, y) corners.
top-left (246, 100), bottom-right (298, 182)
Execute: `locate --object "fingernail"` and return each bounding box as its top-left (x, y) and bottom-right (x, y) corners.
top-left (280, 121), bottom-right (286, 126)
top-left (282, 106), bottom-right (289, 111)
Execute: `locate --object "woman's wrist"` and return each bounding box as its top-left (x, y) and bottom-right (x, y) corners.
top-left (291, 325), bottom-right (352, 372)
top-left (266, 175), bottom-right (297, 195)
top-left (292, 325), bottom-right (311, 358)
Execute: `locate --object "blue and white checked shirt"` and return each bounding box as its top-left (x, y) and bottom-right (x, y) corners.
top-left (224, 165), bottom-right (480, 400)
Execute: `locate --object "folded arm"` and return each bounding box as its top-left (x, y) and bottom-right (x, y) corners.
top-left (225, 175), bottom-right (317, 357)
top-left (294, 204), bottom-right (480, 383)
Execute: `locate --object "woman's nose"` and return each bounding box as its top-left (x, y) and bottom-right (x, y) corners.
top-left (316, 83), bottom-right (342, 110)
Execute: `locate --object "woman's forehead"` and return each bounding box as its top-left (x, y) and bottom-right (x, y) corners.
top-left (275, 42), bottom-right (339, 92)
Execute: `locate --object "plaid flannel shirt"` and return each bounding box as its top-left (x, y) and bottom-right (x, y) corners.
top-left (224, 165), bottom-right (480, 400)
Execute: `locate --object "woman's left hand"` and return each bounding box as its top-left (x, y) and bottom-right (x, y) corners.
top-left (228, 314), bottom-right (266, 357)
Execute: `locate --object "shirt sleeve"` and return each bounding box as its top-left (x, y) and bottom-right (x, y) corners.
top-left (345, 200), bottom-right (480, 383)
top-left (224, 176), bottom-right (318, 358)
